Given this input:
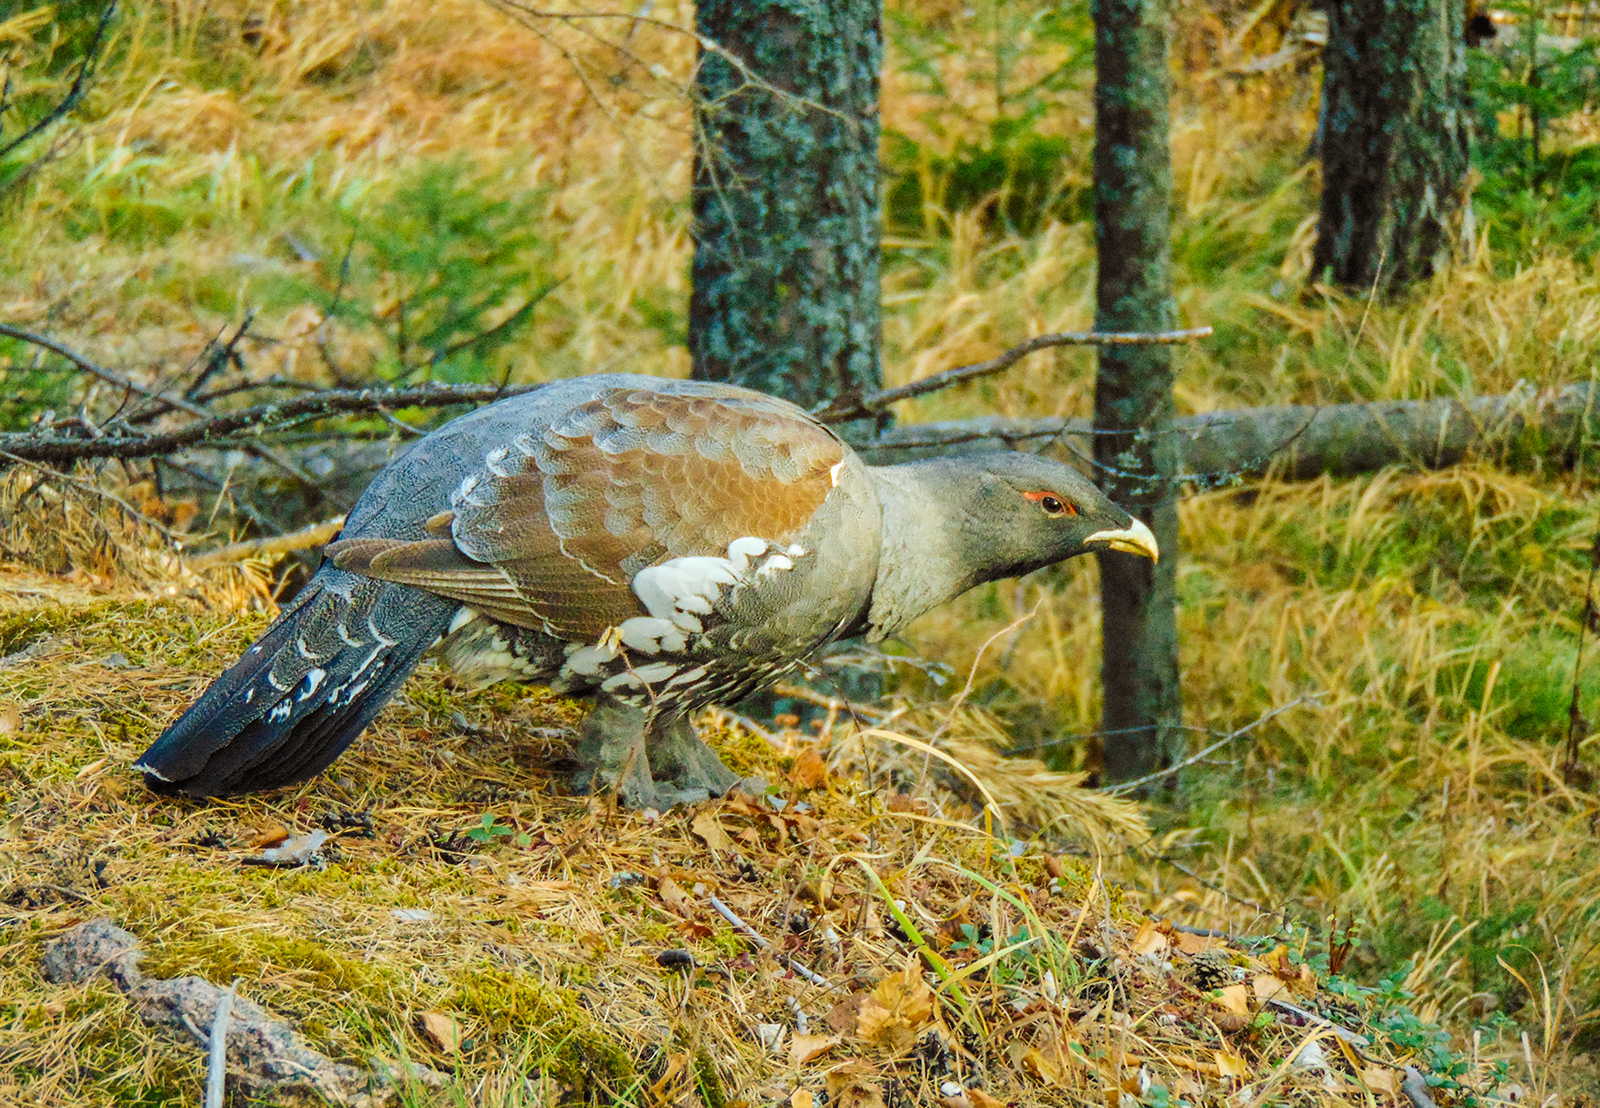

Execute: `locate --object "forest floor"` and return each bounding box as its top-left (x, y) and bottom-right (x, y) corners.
top-left (1, 0), bottom-right (1598, 1104)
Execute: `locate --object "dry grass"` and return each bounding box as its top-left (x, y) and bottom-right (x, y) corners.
top-left (2, 0), bottom-right (1600, 1103)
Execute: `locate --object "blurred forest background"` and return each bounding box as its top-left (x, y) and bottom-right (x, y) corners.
top-left (2, 0), bottom-right (1600, 1102)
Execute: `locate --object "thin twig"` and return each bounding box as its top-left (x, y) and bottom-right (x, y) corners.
top-left (204, 981), bottom-right (235, 1108)
top-left (811, 326), bottom-right (1213, 423)
top-left (707, 894), bottom-right (830, 988)
top-left (1099, 694), bottom-right (1325, 796)
top-left (0, 1), bottom-right (118, 161)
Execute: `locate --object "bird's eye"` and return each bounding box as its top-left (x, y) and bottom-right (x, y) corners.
top-left (1024, 490), bottom-right (1077, 516)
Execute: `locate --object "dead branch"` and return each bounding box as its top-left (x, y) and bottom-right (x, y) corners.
top-left (0, 322), bottom-right (344, 504)
top-left (185, 515), bottom-right (346, 569)
top-left (0, 377), bottom-right (539, 465)
top-left (811, 326), bottom-right (1214, 423)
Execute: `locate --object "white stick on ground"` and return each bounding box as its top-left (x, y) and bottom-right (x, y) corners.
top-left (205, 982), bottom-right (236, 1108)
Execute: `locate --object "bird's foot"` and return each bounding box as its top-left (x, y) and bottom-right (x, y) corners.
top-left (570, 702), bottom-right (738, 810)
top-left (650, 715), bottom-right (741, 800)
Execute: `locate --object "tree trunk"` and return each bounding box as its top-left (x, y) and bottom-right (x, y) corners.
top-left (1313, 0), bottom-right (1473, 290)
top-left (689, 0), bottom-right (882, 410)
top-left (1093, 0), bottom-right (1183, 785)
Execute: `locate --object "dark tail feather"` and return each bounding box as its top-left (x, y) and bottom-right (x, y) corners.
top-left (135, 568), bottom-right (458, 796)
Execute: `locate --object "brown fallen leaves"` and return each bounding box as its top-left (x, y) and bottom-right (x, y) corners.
top-left (855, 958), bottom-right (938, 1051)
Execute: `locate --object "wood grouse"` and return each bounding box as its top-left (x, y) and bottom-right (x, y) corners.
top-left (135, 374), bottom-right (1158, 810)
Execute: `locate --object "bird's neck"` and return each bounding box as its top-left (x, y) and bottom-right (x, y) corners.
top-left (863, 462), bottom-right (985, 641)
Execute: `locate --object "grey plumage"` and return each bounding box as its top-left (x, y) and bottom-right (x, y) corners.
top-left (135, 375), bottom-right (1156, 809)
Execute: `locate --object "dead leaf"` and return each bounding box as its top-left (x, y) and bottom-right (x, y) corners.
top-left (938, 1097), bottom-right (972, 1108)
top-left (825, 992), bottom-right (866, 1035)
top-left (690, 810), bottom-right (736, 854)
top-left (791, 1090), bottom-right (815, 1108)
top-left (790, 747), bottom-right (828, 789)
top-left (1214, 1050), bottom-right (1249, 1078)
top-left (249, 823), bottom-right (290, 849)
top-left (1213, 983), bottom-right (1251, 1015)
top-left (789, 1033), bottom-right (840, 1067)
top-left (825, 1064), bottom-right (886, 1108)
top-left (857, 959), bottom-right (936, 1049)
top-left (1251, 973), bottom-right (1290, 1003)
top-left (0, 706), bottom-right (19, 736)
top-left (1361, 1066), bottom-right (1400, 1097)
top-left (1130, 920), bottom-right (1168, 956)
top-left (967, 1087), bottom-right (1007, 1108)
top-left (1020, 1038), bottom-right (1078, 1086)
top-left (416, 1011), bottom-right (463, 1055)
top-left (1174, 930), bottom-right (1222, 955)
top-left (1292, 962), bottom-right (1318, 998)
top-left (656, 874), bottom-right (695, 918)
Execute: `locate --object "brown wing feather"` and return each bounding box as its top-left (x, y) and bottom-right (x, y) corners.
top-left (337, 386), bottom-right (844, 642)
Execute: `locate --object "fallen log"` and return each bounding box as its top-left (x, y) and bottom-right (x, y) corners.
top-left (40, 919), bottom-right (445, 1105)
top-left (849, 383), bottom-right (1600, 481)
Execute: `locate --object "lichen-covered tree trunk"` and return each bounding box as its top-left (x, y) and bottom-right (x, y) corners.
top-left (1092, 0), bottom-right (1183, 785)
top-left (689, 0), bottom-right (882, 410)
top-left (1313, 0), bottom-right (1472, 290)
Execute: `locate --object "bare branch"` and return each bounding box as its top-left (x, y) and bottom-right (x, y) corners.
top-left (0, 1), bottom-right (118, 161)
top-left (186, 516), bottom-right (346, 569)
top-left (1099, 694), bottom-right (1325, 796)
top-left (0, 322), bottom-right (346, 505)
top-left (0, 378), bottom-right (542, 466)
top-left (810, 326), bottom-right (1214, 423)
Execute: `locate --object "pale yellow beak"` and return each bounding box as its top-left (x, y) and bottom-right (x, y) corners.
top-left (1086, 516), bottom-right (1159, 562)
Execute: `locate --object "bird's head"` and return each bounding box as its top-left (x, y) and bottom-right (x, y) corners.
top-left (905, 451), bottom-right (1159, 586)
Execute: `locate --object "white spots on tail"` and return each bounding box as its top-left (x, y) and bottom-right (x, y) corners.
top-left (298, 668), bottom-right (327, 700)
top-left (455, 473), bottom-right (482, 505)
top-left (268, 699), bottom-right (293, 723)
top-left (447, 606), bottom-right (475, 635)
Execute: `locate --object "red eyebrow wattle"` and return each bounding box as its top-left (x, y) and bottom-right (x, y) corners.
top-left (1023, 491), bottom-right (1077, 514)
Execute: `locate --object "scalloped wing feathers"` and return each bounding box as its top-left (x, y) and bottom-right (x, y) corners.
top-left (328, 386), bottom-right (844, 642)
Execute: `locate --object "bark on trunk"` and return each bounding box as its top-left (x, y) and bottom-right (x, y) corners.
top-left (1313, 0), bottom-right (1473, 290)
top-left (1093, 0), bottom-right (1183, 785)
top-left (688, 0), bottom-right (882, 409)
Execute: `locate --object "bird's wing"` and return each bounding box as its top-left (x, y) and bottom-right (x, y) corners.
top-left (327, 385), bottom-right (844, 641)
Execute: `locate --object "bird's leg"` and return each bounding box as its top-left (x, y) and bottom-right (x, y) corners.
top-left (570, 699), bottom-right (663, 809)
top-left (571, 699), bottom-right (734, 809)
top-left (648, 714), bottom-right (741, 800)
